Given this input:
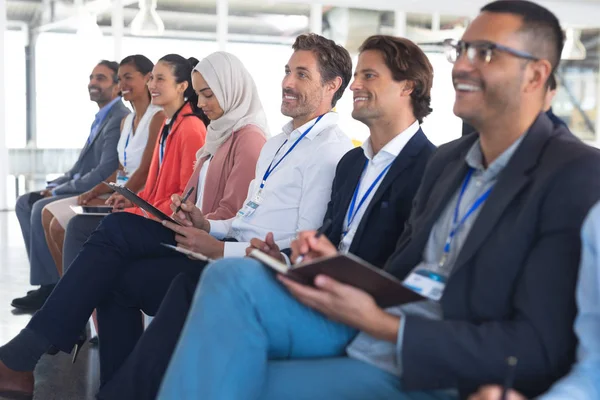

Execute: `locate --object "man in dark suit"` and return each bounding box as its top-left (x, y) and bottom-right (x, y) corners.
top-left (13, 60), bottom-right (129, 310)
top-left (93, 35), bottom-right (436, 400)
top-left (157, 2), bottom-right (600, 400)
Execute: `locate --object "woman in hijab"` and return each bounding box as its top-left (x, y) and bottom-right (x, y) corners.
top-left (0, 52), bottom-right (268, 400)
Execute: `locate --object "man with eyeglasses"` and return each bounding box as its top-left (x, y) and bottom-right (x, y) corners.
top-left (156, 1), bottom-right (600, 399)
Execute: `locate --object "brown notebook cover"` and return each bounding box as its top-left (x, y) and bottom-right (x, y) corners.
top-left (249, 250), bottom-right (424, 308)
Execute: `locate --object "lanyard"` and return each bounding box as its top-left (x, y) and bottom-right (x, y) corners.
top-left (159, 104), bottom-right (185, 167)
top-left (344, 159), bottom-right (393, 235)
top-left (259, 115), bottom-right (323, 190)
top-left (124, 115), bottom-right (135, 168)
top-left (439, 168), bottom-right (493, 266)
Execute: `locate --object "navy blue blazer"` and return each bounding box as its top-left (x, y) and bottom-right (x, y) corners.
top-left (320, 129), bottom-right (435, 268)
top-left (384, 113), bottom-right (600, 398)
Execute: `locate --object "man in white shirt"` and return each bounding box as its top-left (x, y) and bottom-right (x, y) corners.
top-left (162, 33), bottom-right (354, 258)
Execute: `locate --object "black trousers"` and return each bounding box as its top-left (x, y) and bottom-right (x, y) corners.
top-left (96, 272), bottom-right (198, 400)
top-left (26, 212), bottom-right (207, 384)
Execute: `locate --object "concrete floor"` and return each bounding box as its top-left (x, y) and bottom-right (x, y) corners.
top-left (0, 211), bottom-right (100, 400)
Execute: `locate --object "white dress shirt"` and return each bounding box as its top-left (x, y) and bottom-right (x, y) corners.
top-left (208, 112), bottom-right (353, 257)
top-left (195, 157), bottom-right (211, 209)
top-left (338, 120), bottom-right (420, 253)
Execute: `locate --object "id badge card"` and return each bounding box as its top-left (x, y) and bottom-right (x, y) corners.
top-left (236, 190), bottom-right (263, 219)
top-left (116, 170), bottom-right (129, 186)
top-left (403, 264), bottom-right (447, 301)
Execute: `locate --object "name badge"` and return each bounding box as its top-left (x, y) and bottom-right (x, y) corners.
top-left (116, 170), bottom-right (129, 186)
top-left (403, 265), bottom-right (447, 301)
top-left (236, 190), bottom-right (263, 219)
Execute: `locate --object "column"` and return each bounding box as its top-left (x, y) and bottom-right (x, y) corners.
top-left (216, 0), bottom-right (228, 51)
top-left (0, 0), bottom-right (8, 209)
top-left (310, 4), bottom-right (322, 35)
top-left (394, 10), bottom-right (406, 38)
top-left (112, 0), bottom-right (124, 61)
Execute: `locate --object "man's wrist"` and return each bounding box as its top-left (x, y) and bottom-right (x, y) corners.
top-left (362, 308), bottom-right (400, 343)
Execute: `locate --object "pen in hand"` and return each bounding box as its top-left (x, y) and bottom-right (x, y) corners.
top-left (174, 186), bottom-right (195, 215)
top-left (500, 356), bottom-right (518, 400)
top-left (294, 218), bottom-right (333, 265)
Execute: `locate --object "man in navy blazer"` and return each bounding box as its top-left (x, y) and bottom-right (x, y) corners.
top-left (13, 60), bottom-right (129, 311)
top-left (156, 2), bottom-right (600, 400)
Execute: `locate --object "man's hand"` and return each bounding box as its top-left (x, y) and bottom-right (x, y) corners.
top-left (246, 232), bottom-right (285, 261)
top-left (162, 220), bottom-right (224, 259)
top-left (39, 189), bottom-right (53, 198)
top-left (77, 190), bottom-right (98, 205)
top-left (290, 231), bottom-right (338, 264)
top-left (468, 386), bottom-right (527, 400)
top-left (105, 193), bottom-right (133, 210)
top-left (169, 194), bottom-right (209, 231)
top-left (278, 274), bottom-right (400, 342)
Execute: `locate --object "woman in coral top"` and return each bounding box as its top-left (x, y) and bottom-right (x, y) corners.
top-left (108, 54), bottom-right (208, 216)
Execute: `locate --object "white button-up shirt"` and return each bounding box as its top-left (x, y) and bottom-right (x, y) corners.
top-left (338, 120), bottom-right (420, 253)
top-left (209, 112), bottom-right (353, 257)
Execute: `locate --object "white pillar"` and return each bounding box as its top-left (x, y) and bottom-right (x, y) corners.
top-left (0, 0), bottom-right (8, 210)
top-left (595, 56), bottom-right (600, 148)
top-left (431, 12), bottom-right (441, 31)
top-left (216, 0), bottom-right (228, 51)
top-left (111, 0), bottom-right (124, 61)
top-left (394, 10), bottom-right (406, 38)
top-left (310, 4), bottom-right (322, 35)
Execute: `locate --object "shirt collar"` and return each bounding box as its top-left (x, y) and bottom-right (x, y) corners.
top-left (465, 133), bottom-right (527, 179)
top-left (281, 111), bottom-right (339, 141)
top-left (361, 120), bottom-right (420, 161)
top-left (95, 96), bottom-right (122, 121)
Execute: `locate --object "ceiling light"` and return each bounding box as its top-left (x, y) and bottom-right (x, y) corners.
top-left (130, 0), bottom-right (164, 36)
top-left (562, 28), bottom-right (586, 60)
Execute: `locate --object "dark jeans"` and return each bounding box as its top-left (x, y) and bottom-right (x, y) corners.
top-left (26, 212), bottom-right (207, 384)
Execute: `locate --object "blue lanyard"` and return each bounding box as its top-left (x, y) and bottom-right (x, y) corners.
top-left (124, 115), bottom-right (135, 168)
top-left (344, 159), bottom-right (393, 234)
top-left (259, 115), bottom-right (323, 190)
top-left (440, 168), bottom-right (493, 264)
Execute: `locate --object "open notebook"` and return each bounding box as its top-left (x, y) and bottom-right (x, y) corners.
top-left (248, 250), bottom-right (424, 308)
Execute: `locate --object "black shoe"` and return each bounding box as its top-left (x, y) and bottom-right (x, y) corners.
top-left (11, 285), bottom-right (56, 311)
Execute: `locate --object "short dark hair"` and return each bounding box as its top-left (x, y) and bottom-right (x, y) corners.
top-left (97, 60), bottom-right (119, 83)
top-left (359, 35), bottom-right (433, 124)
top-left (481, 0), bottom-right (564, 72)
top-left (292, 33), bottom-right (352, 108)
top-left (547, 74), bottom-right (557, 91)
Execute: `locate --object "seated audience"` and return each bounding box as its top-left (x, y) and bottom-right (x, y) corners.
top-left (544, 74), bottom-right (566, 127)
top-left (469, 202), bottom-right (600, 400)
top-left (41, 54), bottom-right (165, 277)
top-left (0, 34), bottom-right (352, 399)
top-left (158, 2), bottom-right (600, 399)
top-left (98, 35), bottom-right (436, 400)
top-left (12, 60), bottom-right (129, 311)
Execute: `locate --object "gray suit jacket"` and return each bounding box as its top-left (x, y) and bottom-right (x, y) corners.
top-left (51, 100), bottom-right (130, 195)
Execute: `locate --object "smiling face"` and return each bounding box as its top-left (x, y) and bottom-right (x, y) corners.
top-left (147, 61), bottom-right (186, 108)
top-left (118, 63), bottom-right (150, 102)
top-left (452, 12), bottom-right (531, 127)
top-left (280, 50), bottom-right (328, 124)
top-left (88, 64), bottom-right (118, 107)
top-left (350, 49), bottom-right (409, 125)
top-left (192, 71), bottom-right (225, 121)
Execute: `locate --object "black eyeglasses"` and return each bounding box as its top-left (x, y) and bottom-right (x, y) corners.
top-left (443, 39), bottom-right (539, 65)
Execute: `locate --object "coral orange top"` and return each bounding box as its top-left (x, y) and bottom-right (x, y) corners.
top-left (126, 102), bottom-right (206, 217)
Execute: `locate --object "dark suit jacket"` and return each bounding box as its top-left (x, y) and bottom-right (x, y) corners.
top-left (51, 100), bottom-right (130, 195)
top-left (315, 129), bottom-right (435, 267)
top-left (384, 113), bottom-right (600, 398)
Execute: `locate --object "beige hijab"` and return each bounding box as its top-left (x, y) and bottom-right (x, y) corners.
top-left (193, 51), bottom-right (269, 160)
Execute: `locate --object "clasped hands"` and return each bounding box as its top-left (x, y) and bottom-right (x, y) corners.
top-left (160, 193), bottom-right (224, 259)
top-left (246, 231), bottom-right (399, 342)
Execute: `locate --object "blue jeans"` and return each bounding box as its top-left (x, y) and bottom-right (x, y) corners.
top-left (158, 258), bottom-right (457, 400)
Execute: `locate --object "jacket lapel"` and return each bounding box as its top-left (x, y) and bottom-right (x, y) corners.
top-left (350, 130), bottom-right (427, 250)
top-left (80, 102), bottom-right (121, 159)
top-left (451, 114), bottom-right (555, 272)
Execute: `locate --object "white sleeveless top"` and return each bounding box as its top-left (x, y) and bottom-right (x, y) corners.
top-left (117, 104), bottom-right (163, 176)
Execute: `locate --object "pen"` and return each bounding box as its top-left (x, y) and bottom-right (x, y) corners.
top-left (500, 356), bottom-right (518, 400)
top-left (294, 218), bottom-right (332, 264)
top-left (174, 186), bottom-right (195, 215)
